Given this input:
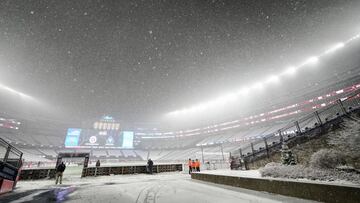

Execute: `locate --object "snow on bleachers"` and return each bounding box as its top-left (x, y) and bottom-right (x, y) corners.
top-left (75, 149), bottom-right (91, 154)
top-left (92, 150), bottom-right (107, 157)
top-left (148, 150), bottom-right (163, 160)
top-left (134, 150), bottom-right (148, 160)
top-left (57, 149), bottom-right (75, 154)
top-left (108, 149), bottom-right (123, 157)
top-left (19, 148), bottom-right (49, 162)
top-left (121, 150), bottom-right (136, 157)
top-left (158, 148), bottom-right (201, 161)
top-left (38, 149), bottom-right (58, 157)
top-left (158, 150), bottom-right (180, 160)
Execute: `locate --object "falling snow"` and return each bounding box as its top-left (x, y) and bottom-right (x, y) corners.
top-left (0, 0), bottom-right (359, 124)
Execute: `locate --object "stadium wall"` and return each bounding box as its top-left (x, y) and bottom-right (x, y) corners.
top-left (191, 173), bottom-right (360, 203)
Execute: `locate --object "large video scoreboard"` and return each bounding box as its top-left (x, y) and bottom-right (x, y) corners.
top-left (64, 116), bottom-right (134, 149)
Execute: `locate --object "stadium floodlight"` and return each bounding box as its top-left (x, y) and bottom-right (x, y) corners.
top-left (238, 87), bottom-right (250, 95)
top-left (0, 83), bottom-right (33, 100)
top-left (168, 110), bottom-right (181, 116)
top-left (324, 42), bottom-right (345, 54)
top-left (349, 34), bottom-right (360, 41)
top-left (189, 106), bottom-right (198, 112)
top-left (225, 93), bottom-right (238, 101)
top-left (266, 75), bottom-right (280, 83)
top-left (303, 56), bottom-right (319, 66)
top-left (181, 108), bottom-right (190, 114)
top-left (192, 103), bottom-right (211, 112)
top-left (283, 66), bottom-right (296, 75)
top-left (252, 82), bottom-right (264, 89)
top-left (194, 104), bottom-right (207, 111)
top-left (166, 34), bottom-right (360, 117)
top-left (346, 34), bottom-right (359, 43)
top-left (18, 92), bottom-right (32, 99)
top-left (215, 93), bottom-right (238, 105)
top-left (1, 85), bottom-right (17, 94)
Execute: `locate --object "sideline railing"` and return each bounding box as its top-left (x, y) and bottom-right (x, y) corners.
top-left (0, 137), bottom-right (23, 194)
top-left (230, 87), bottom-right (360, 166)
top-left (0, 137), bottom-right (23, 169)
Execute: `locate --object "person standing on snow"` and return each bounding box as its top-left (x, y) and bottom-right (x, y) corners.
top-left (195, 159), bottom-right (201, 172)
top-left (188, 158), bottom-right (192, 174)
top-left (55, 162), bottom-right (66, 184)
top-left (147, 158), bottom-right (154, 174)
top-left (191, 160), bottom-right (196, 172)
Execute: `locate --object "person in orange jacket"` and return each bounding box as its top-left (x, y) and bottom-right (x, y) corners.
top-left (191, 160), bottom-right (196, 172)
top-left (188, 158), bottom-right (192, 174)
top-left (195, 159), bottom-right (201, 172)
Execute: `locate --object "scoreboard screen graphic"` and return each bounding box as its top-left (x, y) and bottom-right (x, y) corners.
top-left (64, 128), bottom-right (134, 149)
top-left (64, 128), bottom-right (81, 147)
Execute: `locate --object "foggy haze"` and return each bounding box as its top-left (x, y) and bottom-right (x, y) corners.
top-left (0, 0), bottom-right (360, 127)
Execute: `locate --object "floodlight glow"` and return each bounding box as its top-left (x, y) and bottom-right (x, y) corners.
top-left (348, 34), bottom-right (360, 42)
top-left (324, 42), bottom-right (345, 54)
top-left (266, 75), bottom-right (280, 83)
top-left (252, 82), bottom-right (264, 89)
top-left (238, 87), bottom-right (250, 95)
top-left (283, 66), bottom-right (296, 75)
top-left (189, 106), bottom-right (198, 112)
top-left (303, 56), bottom-right (319, 65)
top-left (0, 83), bottom-right (33, 100)
top-left (182, 108), bottom-right (190, 113)
top-left (2, 86), bottom-right (17, 94)
top-left (215, 93), bottom-right (238, 104)
top-left (196, 103), bottom-right (209, 111)
top-left (169, 110), bottom-right (181, 116)
top-left (166, 33), bottom-right (360, 117)
top-left (225, 93), bottom-right (238, 101)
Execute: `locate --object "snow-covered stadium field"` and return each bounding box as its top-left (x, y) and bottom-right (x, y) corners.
top-left (2, 172), bottom-right (318, 203)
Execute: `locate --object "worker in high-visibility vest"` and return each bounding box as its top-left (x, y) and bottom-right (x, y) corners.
top-left (195, 159), bottom-right (201, 172)
top-left (188, 158), bottom-right (192, 174)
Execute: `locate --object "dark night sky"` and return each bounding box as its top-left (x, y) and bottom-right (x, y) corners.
top-left (0, 0), bottom-right (359, 124)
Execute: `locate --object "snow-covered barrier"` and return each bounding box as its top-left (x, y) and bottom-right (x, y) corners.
top-left (20, 168), bottom-right (56, 180)
top-left (82, 163), bottom-right (183, 177)
top-left (191, 172), bottom-right (360, 203)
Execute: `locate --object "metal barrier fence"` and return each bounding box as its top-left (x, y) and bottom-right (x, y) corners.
top-left (0, 137), bottom-right (23, 169)
top-left (230, 88), bottom-right (360, 164)
top-left (0, 137), bottom-right (23, 194)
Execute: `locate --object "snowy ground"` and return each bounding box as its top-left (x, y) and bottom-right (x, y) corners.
top-left (1, 170), bottom-right (318, 203)
top-left (200, 169), bottom-right (262, 178)
top-left (23, 161), bottom-right (187, 169)
top-left (200, 169), bottom-right (360, 187)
